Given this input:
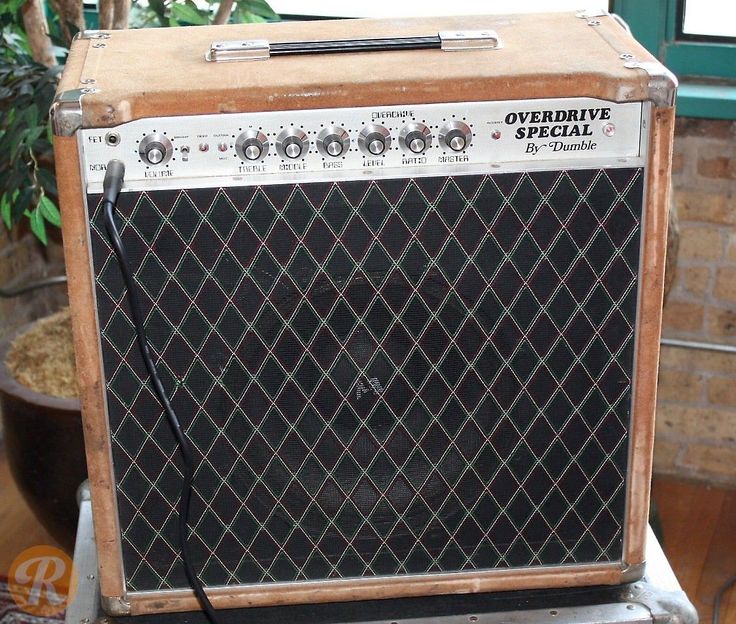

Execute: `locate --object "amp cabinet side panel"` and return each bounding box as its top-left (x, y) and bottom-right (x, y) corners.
top-left (624, 105), bottom-right (676, 567)
top-left (54, 134), bottom-right (128, 612)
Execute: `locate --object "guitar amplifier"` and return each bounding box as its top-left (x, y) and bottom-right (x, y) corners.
top-left (52, 12), bottom-right (676, 617)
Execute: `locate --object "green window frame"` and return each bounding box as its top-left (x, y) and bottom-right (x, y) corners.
top-left (613, 0), bottom-right (736, 119)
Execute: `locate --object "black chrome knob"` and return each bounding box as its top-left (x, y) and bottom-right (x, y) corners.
top-left (358, 124), bottom-right (391, 156)
top-left (236, 130), bottom-right (269, 161)
top-left (439, 121), bottom-right (472, 152)
top-left (400, 123), bottom-right (432, 154)
top-left (317, 126), bottom-right (350, 157)
top-left (139, 133), bottom-right (173, 166)
top-left (276, 128), bottom-right (308, 159)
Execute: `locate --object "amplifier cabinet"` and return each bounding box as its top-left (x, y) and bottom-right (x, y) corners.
top-left (52, 12), bottom-right (676, 616)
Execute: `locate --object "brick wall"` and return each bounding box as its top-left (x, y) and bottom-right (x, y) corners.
top-left (654, 118), bottom-right (736, 487)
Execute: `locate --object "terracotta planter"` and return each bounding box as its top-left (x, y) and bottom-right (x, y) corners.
top-left (0, 326), bottom-right (86, 553)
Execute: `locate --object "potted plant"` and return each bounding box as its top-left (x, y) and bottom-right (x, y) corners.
top-left (0, 0), bottom-right (85, 552)
top-left (1, 0), bottom-right (278, 552)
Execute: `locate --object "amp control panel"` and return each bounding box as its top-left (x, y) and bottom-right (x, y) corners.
top-left (80, 98), bottom-right (646, 191)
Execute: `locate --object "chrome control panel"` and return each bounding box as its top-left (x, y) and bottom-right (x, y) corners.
top-left (80, 98), bottom-right (646, 191)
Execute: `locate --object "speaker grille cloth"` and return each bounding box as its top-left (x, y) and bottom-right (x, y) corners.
top-left (88, 168), bottom-right (643, 591)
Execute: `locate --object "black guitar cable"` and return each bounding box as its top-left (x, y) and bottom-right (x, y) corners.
top-left (102, 160), bottom-right (222, 624)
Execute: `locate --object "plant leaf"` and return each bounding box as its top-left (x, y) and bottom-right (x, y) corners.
top-left (39, 195), bottom-right (61, 226)
top-left (12, 184), bottom-right (32, 222)
top-left (146, 0), bottom-right (168, 25)
top-left (37, 167), bottom-right (58, 198)
top-left (30, 206), bottom-right (48, 245)
top-left (170, 2), bottom-right (209, 25)
top-left (0, 194), bottom-right (11, 230)
top-left (241, 0), bottom-right (278, 19)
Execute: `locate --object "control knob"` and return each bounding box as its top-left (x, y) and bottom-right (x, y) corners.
top-left (276, 128), bottom-right (309, 159)
top-left (439, 121), bottom-right (472, 152)
top-left (235, 130), bottom-right (269, 161)
top-left (317, 126), bottom-right (350, 157)
top-left (358, 124), bottom-right (391, 156)
top-left (139, 134), bottom-right (173, 166)
top-left (399, 123), bottom-right (432, 154)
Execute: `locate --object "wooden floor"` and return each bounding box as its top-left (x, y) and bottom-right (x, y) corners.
top-left (0, 442), bottom-right (734, 622)
top-left (652, 478), bottom-right (736, 624)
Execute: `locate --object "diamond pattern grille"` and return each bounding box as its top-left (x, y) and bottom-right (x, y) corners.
top-left (88, 168), bottom-right (643, 592)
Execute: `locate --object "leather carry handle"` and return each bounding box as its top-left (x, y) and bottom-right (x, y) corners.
top-left (206, 30), bottom-right (501, 62)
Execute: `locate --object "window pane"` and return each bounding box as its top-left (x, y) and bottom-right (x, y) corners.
top-left (683, 0), bottom-right (736, 38)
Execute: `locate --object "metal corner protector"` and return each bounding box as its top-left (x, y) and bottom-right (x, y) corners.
top-left (100, 594), bottom-right (131, 616)
top-left (620, 560), bottom-right (646, 584)
top-left (624, 61), bottom-right (679, 108)
top-left (50, 89), bottom-right (88, 137)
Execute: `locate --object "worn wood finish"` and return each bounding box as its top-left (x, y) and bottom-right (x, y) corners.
top-left (60, 13), bottom-right (662, 129)
top-left (129, 563), bottom-right (627, 615)
top-left (652, 478), bottom-right (736, 624)
top-left (54, 134), bottom-right (126, 604)
top-left (623, 106), bottom-right (675, 566)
